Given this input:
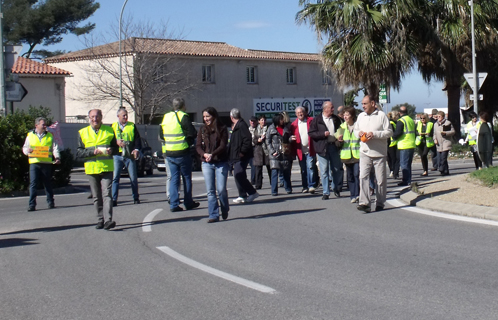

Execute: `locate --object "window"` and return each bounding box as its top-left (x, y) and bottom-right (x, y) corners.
top-left (286, 68), bottom-right (296, 84)
top-left (246, 66), bottom-right (258, 84)
top-left (321, 69), bottom-right (332, 85)
top-left (153, 65), bottom-right (166, 84)
top-left (202, 65), bottom-right (215, 83)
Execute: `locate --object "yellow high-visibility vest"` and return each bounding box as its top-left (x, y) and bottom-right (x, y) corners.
top-left (466, 121), bottom-right (481, 146)
top-left (112, 121), bottom-right (136, 153)
top-left (389, 121), bottom-right (397, 147)
top-left (161, 111), bottom-right (189, 153)
top-left (27, 131), bottom-right (53, 164)
top-left (397, 115), bottom-right (416, 150)
top-left (339, 122), bottom-right (360, 160)
top-left (79, 125), bottom-right (115, 174)
top-left (415, 121), bottom-right (435, 148)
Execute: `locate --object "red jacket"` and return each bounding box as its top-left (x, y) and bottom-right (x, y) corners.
top-left (290, 117), bottom-right (316, 161)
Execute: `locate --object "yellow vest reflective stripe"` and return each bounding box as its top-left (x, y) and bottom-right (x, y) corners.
top-left (339, 122), bottom-right (360, 160)
top-left (112, 121), bottom-right (136, 152)
top-left (389, 121), bottom-right (397, 147)
top-left (161, 111), bottom-right (189, 153)
top-left (415, 121), bottom-right (435, 147)
top-left (466, 121), bottom-right (481, 146)
top-left (79, 125), bottom-right (115, 174)
top-left (397, 115), bottom-right (416, 149)
top-left (27, 132), bottom-right (54, 164)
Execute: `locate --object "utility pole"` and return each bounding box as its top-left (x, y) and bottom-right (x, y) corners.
top-left (119, 0), bottom-right (130, 109)
top-left (0, 2), bottom-right (6, 116)
top-left (470, 0), bottom-right (478, 114)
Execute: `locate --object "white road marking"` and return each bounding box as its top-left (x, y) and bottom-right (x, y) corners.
top-left (157, 246), bottom-right (277, 294)
top-left (386, 190), bottom-right (498, 227)
top-left (142, 209), bottom-right (163, 232)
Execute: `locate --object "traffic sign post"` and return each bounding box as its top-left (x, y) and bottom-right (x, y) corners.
top-left (464, 73), bottom-right (487, 92)
top-left (379, 84), bottom-right (390, 104)
top-left (5, 81), bottom-right (28, 102)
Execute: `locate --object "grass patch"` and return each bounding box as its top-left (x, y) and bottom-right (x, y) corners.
top-left (469, 166), bottom-right (498, 188)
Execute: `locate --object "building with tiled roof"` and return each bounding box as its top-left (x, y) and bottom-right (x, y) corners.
top-left (9, 57), bottom-right (72, 121)
top-left (46, 37), bottom-right (343, 125)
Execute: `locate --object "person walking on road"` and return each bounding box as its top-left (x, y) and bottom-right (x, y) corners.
top-left (387, 111), bottom-right (400, 179)
top-left (309, 101), bottom-right (343, 200)
top-left (464, 112), bottom-right (482, 170)
top-left (392, 106), bottom-right (416, 186)
top-left (290, 106), bottom-right (317, 194)
top-left (111, 107), bottom-right (142, 206)
top-left (354, 95), bottom-right (392, 213)
top-left (337, 107), bottom-right (360, 203)
top-left (253, 114), bottom-right (270, 190)
top-left (433, 111), bottom-right (455, 176)
top-left (267, 113), bottom-right (294, 196)
top-left (229, 108), bottom-right (259, 204)
top-left (196, 107), bottom-right (230, 223)
top-left (415, 113), bottom-right (435, 176)
top-left (22, 117), bottom-right (61, 212)
top-left (160, 98), bottom-right (200, 212)
top-left (76, 109), bottom-right (119, 230)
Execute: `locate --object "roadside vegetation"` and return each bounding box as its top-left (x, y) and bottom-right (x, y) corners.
top-left (469, 166), bottom-right (498, 188)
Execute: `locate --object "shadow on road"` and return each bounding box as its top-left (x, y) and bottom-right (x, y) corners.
top-left (0, 223), bottom-right (95, 236)
top-left (0, 237), bottom-right (38, 248)
top-left (228, 208), bottom-right (324, 221)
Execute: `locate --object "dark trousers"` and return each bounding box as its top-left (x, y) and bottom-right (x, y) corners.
top-left (29, 163), bottom-right (54, 209)
top-left (430, 146), bottom-right (438, 169)
top-left (418, 144), bottom-right (430, 172)
top-left (387, 145), bottom-right (399, 178)
top-left (472, 150), bottom-right (482, 170)
top-left (437, 150), bottom-right (450, 175)
top-left (254, 165), bottom-right (271, 189)
top-left (233, 160), bottom-right (256, 198)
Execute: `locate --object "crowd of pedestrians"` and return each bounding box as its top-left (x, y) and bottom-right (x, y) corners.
top-left (22, 96), bottom-right (495, 228)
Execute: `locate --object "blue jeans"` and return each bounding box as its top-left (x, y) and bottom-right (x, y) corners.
top-left (202, 161), bottom-right (229, 219)
top-left (29, 163), bottom-right (54, 209)
top-left (271, 166), bottom-right (292, 195)
top-left (345, 162), bottom-right (359, 199)
top-left (298, 154), bottom-right (317, 189)
top-left (112, 155), bottom-right (139, 201)
top-left (167, 154), bottom-right (194, 209)
top-left (317, 144), bottom-right (343, 195)
top-left (399, 148), bottom-right (415, 184)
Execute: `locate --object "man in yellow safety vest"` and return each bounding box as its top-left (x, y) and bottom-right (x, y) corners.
top-left (76, 109), bottom-right (119, 230)
top-left (391, 106), bottom-right (416, 186)
top-left (22, 117), bottom-right (61, 212)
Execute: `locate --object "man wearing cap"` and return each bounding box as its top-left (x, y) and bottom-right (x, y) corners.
top-left (77, 109), bottom-right (119, 230)
top-left (22, 117), bottom-right (61, 212)
top-left (111, 107), bottom-right (142, 206)
top-left (392, 106), bottom-right (416, 186)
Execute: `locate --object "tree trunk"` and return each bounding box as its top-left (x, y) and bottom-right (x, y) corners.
top-left (446, 84), bottom-right (461, 139)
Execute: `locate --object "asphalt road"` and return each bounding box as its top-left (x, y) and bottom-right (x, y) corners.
top-left (1, 161), bottom-right (498, 320)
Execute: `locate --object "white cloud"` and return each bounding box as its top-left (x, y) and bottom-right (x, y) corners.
top-left (234, 21), bottom-right (271, 29)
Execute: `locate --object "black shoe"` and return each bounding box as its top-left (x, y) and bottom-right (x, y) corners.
top-left (104, 220), bottom-right (116, 230)
top-left (397, 182), bottom-right (409, 186)
top-left (272, 193), bottom-right (278, 196)
top-left (95, 220), bottom-right (104, 229)
top-left (357, 204), bottom-right (371, 213)
top-left (185, 201), bottom-right (200, 210)
top-left (171, 206), bottom-right (184, 212)
top-left (286, 191), bottom-right (292, 194)
top-left (134, 199), bottom-right (141, 204)
top-left (221, 211), bottom-right (229, 220)
top-left (375, 206), bottom-right (385, 212)
top-left (112, 200), bottom-right (117, 207)
top-left (27, 207), bottom-right (36, 212)
top-left (322, 194), bottom-right (329, 200)
top-left (48, 203), bottom-right (55, 209)
top-left (207, 217), bottom-right (220, 223)
top-left (334, 191), bottom-right (340, 198)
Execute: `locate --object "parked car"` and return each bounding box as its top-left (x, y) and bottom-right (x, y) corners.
top-left (154, 122), bottom-right (203, 172)
top-left (121, 137), bottom-right (154, 177)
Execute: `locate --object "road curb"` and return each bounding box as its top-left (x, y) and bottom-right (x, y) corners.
top-left (399, 189), bottom-right (498, 222)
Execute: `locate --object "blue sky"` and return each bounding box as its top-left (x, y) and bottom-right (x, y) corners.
top-left (32, 0), bottom-right (449, 113)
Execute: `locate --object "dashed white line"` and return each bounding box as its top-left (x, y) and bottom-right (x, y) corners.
top-left (157, 246), bottom-right (277, 294)
top-left (142, 209), bottom-right (163, 232)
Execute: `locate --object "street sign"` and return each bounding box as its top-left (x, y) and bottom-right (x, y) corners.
top-left (470, 94), bottom-right (483, 101)
top-left (464, 73), bottom-right (487, 92)
top-left (5, 82), bottom-right (28, 102)
top-left (379, 84), bottom-right (390, 104)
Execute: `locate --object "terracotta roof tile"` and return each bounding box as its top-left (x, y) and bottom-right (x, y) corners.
top-left (44, 38), bottom-right (320, 63)
top-left (12, 57), bottom-right (72, 75)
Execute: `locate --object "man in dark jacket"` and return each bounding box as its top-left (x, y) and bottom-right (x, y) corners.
top-left (309, 101), bottom-right (344, 200)
top-left (229, 108), bottom-right (259, 204)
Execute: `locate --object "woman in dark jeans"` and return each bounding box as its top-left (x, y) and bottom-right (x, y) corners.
top-left (415, 113), bottom-right (435, 176)
top-left (196, 107), bottom-right (229, 223)
top-left (266, 113), bottom-right (293, 196)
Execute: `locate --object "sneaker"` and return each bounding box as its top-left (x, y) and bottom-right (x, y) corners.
top-left (246, 192), bottom-right (260, 202)
top-left (397, 182), bottom-right (409, 187)
top-left (309, 187), bottom-right (316, 194)
top-left (302, 188), bottom-right (309, 193)
top-left (95, 220), bottom-right (104, 229)
top-left (112, 200), bottom-right (118, 207)
top-left (104, 220), bottom-right (116, 230)
top-left (185, 201), bottom-right (200, 210)
top-left (27, 207), bottom-right (36, 212)
top-left (389, 171), bottom-right (393, 178)
top-left (357, 204), bottom-right (371, 213)
top-left (48, 203), bottom-right (55, 209)
top-left (207, 217), bottom-right (220, 223)
top-left (279, 182), bottom-right (284, 187)
top-left (375, 206), bottom-right (385, 211)
top-left (334, 191), bottom-right (341, 198)
top-left (170, 206), bottom-right (184, 212)
top-left (233, 197), bottom-right (246, 204)
top-left (134, 199), bottom-right (141, 204)
top-left (322, 194), bottom-right (329, 200)
top-left (350, 197), bottom-right (357, 204)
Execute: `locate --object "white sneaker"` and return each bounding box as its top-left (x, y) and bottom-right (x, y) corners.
top-left (389, 171), bottom-right (393, 178)
top-left (309, 187), bottom-right (316, 194)
top-left (233, 197), bottom-right (246, 204)
top-left (246, 192), bottom-right (260, 202)
top-left (351, 196), bottom-right (359, 204)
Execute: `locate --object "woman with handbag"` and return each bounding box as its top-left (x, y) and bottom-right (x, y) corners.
top-left (196, 107), bottom-right (229, 223)
top-left (253, 115), bottom-right (271, 189)
top-left (266, 113), bottom-right (293, 196)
